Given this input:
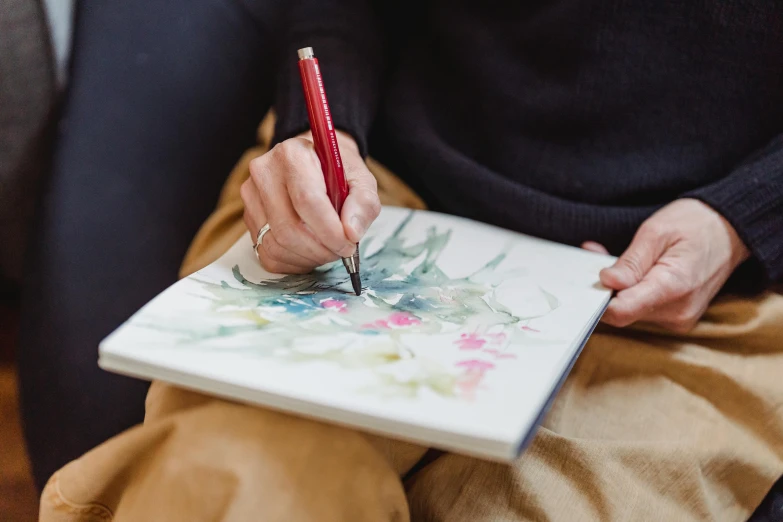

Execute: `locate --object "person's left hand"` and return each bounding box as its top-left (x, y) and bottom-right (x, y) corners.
top-left (582, 198), bottom-right (750, 333)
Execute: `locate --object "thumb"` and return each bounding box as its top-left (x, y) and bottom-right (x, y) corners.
top-left (600, 223), bottom-right (671, 290)
top-left (341, 166), bottom-right (382, 243)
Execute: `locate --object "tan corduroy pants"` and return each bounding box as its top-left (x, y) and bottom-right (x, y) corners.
top-left (39, 117), bottom-right (783, 522)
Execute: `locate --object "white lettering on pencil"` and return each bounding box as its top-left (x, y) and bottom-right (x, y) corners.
top-left (314, 64), bottom-right (342, 169)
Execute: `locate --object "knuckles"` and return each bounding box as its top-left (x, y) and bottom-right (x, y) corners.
top-left (289, 186), bottom-right (321, 211)
top-left (250, 139), bottom-right (312, 185)
top-left (248, 157), bottom-right (272, 190)
top-left (248, 155), bottom-right (267, 179)
top-left (271, 138), bottom-right (311, 166)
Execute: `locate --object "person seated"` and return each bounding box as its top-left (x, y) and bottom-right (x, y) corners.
top-left (36, 1), bottom-right (783, 521)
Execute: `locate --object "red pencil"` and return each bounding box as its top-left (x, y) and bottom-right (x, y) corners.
top-left (297, 46), bottom-right (362, 295)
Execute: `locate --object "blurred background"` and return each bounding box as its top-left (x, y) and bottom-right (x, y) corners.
top-left (1, 0), bottom-right (74, 519)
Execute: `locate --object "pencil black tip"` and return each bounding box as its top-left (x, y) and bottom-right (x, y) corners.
top-left (350, 273), bottom-right (362, 296)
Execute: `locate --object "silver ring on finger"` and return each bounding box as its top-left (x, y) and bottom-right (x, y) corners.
top-left (254, 223), bottom-right (271, 262)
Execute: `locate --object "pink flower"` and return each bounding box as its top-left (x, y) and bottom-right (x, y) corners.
top-left (387, 312), bottom-right (421, 327)
top-left (455, 359), bottom-right (495, 400)
top-left (481, 348), bottom-right (517, 360)
top-left (321, 298), bottom-right (347, 313)
top-left (455, 359), bottom-right (495, 371)
top-left (362, 319), bottom-right (390, 329)
top-left (486, 332), bottom-right (507, 344)
top-left (454, 333), bottom-right (486, 350)
top-left (361, 312), bottom-right (421, 330)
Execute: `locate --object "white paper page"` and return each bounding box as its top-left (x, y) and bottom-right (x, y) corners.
top-left (99, 207), bottom-right (614, 459)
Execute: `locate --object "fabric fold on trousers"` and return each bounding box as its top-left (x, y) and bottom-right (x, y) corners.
top-left (40, 115), bottom-right (783, 522)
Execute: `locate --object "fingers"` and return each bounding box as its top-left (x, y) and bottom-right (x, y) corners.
top-left (598, 217), bottom-right (694, 329)
top-left (240, 131), bottom-right (381, 275)
top-left (644, 296), bottom-right (708, 334)
top-left (601, 264), bottom-right (690, 327)
top-left (241, 173), bottom-right (337, 273)
top-left (595, 199), bottom-right (745, 333)
top-left (600, 221), bottom-right (672, 290)
top-left (241, 132), bottom-right (383, 275)
top-left (581, 241), bottom-right (610, 255)
top-left (259, 230), bottom-right (325, 275)
top-left (252, 142), bottom-right (349, 260)
top-left (276, 139), bottom-right (358, 257)
top-left (258, 139), bottom-right (358, 257)
top-left (341, 162), bottom-right (382, 243)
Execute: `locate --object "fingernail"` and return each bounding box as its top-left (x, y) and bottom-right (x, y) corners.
top-left (351, 216), bottom-right (366, 238)
top-left (603, 267), bottom-right (632, 287)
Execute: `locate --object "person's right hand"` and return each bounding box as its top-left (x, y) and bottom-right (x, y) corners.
top-left (241, 130), bottom-right (381, 274)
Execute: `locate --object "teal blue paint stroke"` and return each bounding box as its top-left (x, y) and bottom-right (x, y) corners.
top-left (131, 210), bottom-right (564, 396)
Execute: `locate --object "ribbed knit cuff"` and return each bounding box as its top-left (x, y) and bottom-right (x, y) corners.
top-left (686, 138), bottom-right (783, 284)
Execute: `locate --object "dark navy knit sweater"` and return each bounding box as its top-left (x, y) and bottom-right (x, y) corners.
top-left (273, 1), bottom-right (783, 290)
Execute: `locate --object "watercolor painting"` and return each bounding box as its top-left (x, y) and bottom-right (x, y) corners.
top-left (128, 211), bottom-right (566, 401)
top-left (100, 207), bottom-right (615, 458)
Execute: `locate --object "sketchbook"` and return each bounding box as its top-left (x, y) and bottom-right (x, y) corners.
top-left (99, 207), bottom-right (615, 461)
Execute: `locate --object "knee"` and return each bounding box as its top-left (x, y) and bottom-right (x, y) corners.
top-left (137, 400), bottom-right (408, 520)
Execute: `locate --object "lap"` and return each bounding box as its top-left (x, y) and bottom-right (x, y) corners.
top-left (41, 293), bottom-right (783, 522)
top-left (407, 296), bottom-right (783, 520)
top-left (40, 135), bottom-right (783, 520)
top-left (143, 144), bottom-right (783, 521)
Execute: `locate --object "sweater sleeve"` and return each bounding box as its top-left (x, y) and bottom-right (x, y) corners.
top-left (272, 0), bottom-right (385, 157)
top-left (686, 134), bottom-right (783, 284)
